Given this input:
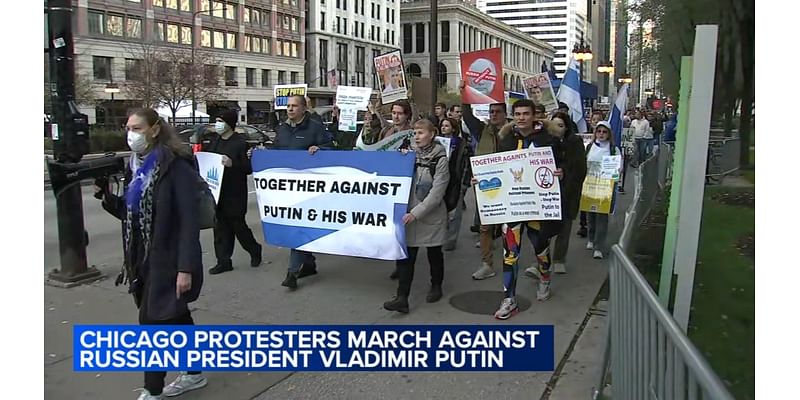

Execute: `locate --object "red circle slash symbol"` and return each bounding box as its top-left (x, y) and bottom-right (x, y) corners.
top-left (466, 68), bottom-right (497, 84)
top-left (535, 167), bottom-right (555, 189)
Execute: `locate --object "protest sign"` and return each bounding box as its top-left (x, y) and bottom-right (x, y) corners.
top-left (251, 150), bottom-right (415, 260)
top-left (374, 50), bottom-right (408, 104)
top-left (505, 91), bottom-right (525, 117)
top-left (273, 84), bottom-right (308, 110)
top-left (580, 161), bottom-right (616, 214)
top-left (601, 155), bottom-right (622, 180)
top-left (473, 104), bottom-right (490, 121)
top-left (335, 85), bottom-right (372, 110)
top-left (523, 73), bottom-right (558, 112)
top-left (434, 136), bottom-right (452, 158)
top-left (195, 152), bottom-right (224, 204)
top-left (355, 129), bottom-right (414, 151)
top-left (338, 108), bottom-right (359, 132)
top-left (470, 148), bottom-right (562, 224)
top-left (460, 48), bottom-right (504, 104)
top-left (621, 127), bottom-right (635, 157)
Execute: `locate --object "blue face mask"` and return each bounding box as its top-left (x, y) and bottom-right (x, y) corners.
top-left (214, 121), bottom-right (227, 133)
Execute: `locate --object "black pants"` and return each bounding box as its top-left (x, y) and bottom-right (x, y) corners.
top-left (397, 246), bottom-right (444, 297)
top-left (213, 212), bottom-right (260, 266)
top-left (579, 211), bottom-right (587, 229)
top-left (138, 285), bottom-right (199, 395)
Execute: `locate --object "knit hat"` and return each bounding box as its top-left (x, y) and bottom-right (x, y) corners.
top-left (219, 109), bottom-right (238, 130)
top-left (595, 121), bottom-right (612, 132)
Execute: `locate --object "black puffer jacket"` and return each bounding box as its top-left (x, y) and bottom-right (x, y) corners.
top-left (274, 113), bottom-right (333, 150)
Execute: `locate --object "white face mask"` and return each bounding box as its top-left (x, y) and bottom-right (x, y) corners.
top-left (215, 121), bottom-right (227, 133)
top-left (127, 130), bottom-right (149, 154)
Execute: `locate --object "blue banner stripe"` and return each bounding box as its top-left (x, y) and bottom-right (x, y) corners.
top-left (262, 222), bottom-right (337, 249)
top-left (252, 150), bottom-right (415, 177)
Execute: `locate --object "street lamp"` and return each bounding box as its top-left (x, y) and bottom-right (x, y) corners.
top-left (617, 75), bottom-right (633, 84)
top-left (597, 62), bottom-right (614, 74)
top-left (103, 82), bottom-right (120, 100)
top-left (644, 88), bottom-right (654, 96)
top-left (572, 36), bottom-right (592, 83)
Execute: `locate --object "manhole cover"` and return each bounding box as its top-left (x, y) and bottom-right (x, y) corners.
top-left (449, 290), bottom-right (531, 315)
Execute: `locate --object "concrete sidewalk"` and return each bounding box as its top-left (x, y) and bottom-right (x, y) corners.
top-left (44, 187), bottom-right (629, 399)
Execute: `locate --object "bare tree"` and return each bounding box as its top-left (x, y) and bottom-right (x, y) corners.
top-left (124, 42), bottom-right (227, 121)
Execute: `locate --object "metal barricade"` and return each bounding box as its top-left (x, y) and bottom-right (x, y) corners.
top-left (594, 143), bottom-right (735, 399)
top-left (706, 138), bottom-right (741, 184)
top-left (606, 245), bottom-right (734, 400)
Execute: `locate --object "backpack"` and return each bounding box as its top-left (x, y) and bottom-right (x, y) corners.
top-left (417, 139), bottom-right (468, 212)
top-left (189, 159), bottom-right (217, 230)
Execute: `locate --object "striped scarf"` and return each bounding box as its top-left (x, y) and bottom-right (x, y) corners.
top-left (121, 149), bottom-right (160, 284)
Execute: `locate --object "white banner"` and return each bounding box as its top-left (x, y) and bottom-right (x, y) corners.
top-left (473, 104), bottom-right (491, 122)
top-left (251, 150), bottom-right (415, 260)
top-left (470, 148), bottom-right (562, 224)
top-left (195, 151), bottom-right (224, 204)
top-left (335, 85), bottom-right (372, 110)
top-left (355, 129), bottom-right (414, 151)
top-left (338, 108), bottom-right (358, 132)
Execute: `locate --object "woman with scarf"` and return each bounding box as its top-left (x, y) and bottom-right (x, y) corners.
top-left (94, 108), bottom-right (206, 400)
top-left (383, 119), bottom-right (451, 313)
top-left (584, 121), bottom-right (623, 259)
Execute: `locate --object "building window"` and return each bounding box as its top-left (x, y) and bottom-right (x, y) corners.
top-left (167, 23), bottom-right (179, 43)
top-left (93, 56), bottom-right (111, 81)
top-left (320, 12), bottom-right (325, 31)
top-left (415, 23), bottom-right (424, 53)
top-left (201, 29), bottom-right (211, 47)
top-left (386, 7), bottom-right (389, 22)
top-left (441, 21), bottom-right (449, 53)
top-left (278, 71), bottom-right (286, 85)
top-left (372, 49), bottom-right (381, 89)
top-left (180, 0), bottom-right (190, 11)
top-left (343, 18), bottom-right (347, 35)
top-left (337, 42), bottom-right (348, 86)
top-left (181, 26), bottom-right (192, 45)
top-left (225, 66), bottom-right (237, 86)
top-left (360, 22), bottom-right (365, 39)
top-left (214, 31), bottom-right (225, 48)
top-left (403, 24), bottom-right (412, 53)
top-left (343, 0), bottom-right (347, 11)
top-left (319, 39), bottom-right (329, 86)
top-left (336, 17), bottom-right (341, 34)
top-left (226, 32), bottom-right (236, 49)
top-left (88, 11), bottom-right (105, 35)
top-left (106, 14), bottom-right (124, 37)
top-left (165, 0), bottom-right (176, 9)
top-left (391, 31), bottom-right (395, 46)
top-left (291, 72), bottom-right (299, 84)
top-left (125, 59), bottom-right (142, 81)
top-left (263, 38), bottom-right (271, 54)
top-left (355, 46), bottom-right (365, 87)
top-left (246, 68), bottom-right (255, 87)
top-left (204, 65), bottom-right (218, 86)
top-left (391, 9), bottom-right (395, 24)
top-left (262, 69), bottom-right (271, 87)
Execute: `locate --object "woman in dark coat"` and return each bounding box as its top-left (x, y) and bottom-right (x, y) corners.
top-left (95, 108), bottom-right (207, 400)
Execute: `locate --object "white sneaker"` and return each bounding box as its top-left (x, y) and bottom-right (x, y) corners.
top-left (494, 297), bottom-right (519, 320)
top-left (135, 389), bottom-right (163, 400)
top-left (524, 266), bottom-right (542, 280)
top-left (586, 241), bottom-right (594, 250)
top-left (593, 250), bottom-right (604, 259)
top-left (553, 263), bottom-right (567, 274)
top-left (472, 263), bottom-right (496, 280)
top-left (162, 373), bottom-right (207, 397)
top-left (537, 281), bottom-right (552, 301)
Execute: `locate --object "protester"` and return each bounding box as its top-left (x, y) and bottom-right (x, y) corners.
top-left (556, 101), bottom-right (580, 134)
top-left (377, 99), bottom-right (414, 141)
top-left (383, 119), bottom-right (451, 313)
top-left (664, 111), bottom-right (678, 143)
top-left (584, 121), bottom-right (622, 259)
top-left (525, 111), bottom-right (586, 277)
top-left (448, 104), bottom-right (475, 150)
top-left (494, 99), bottom-right (564, 319)
top-left (623, 110), bottom-right (633, 128)
top-left (459, 81), bottom-right (512, 280)
top-left (439, 118), bottom-right (472, 251)
top-left (589, 111), bottom-right (604, 131)
top-left (95, 108), bottom-right (206, 400)
top-left (578, 111), bottom-right (606, 237)
top-left (274, 95), bottom-right (333, 289)
top-left (631, 110), bottom-right (652, 165)
top-left (357, 102), bottom-right (384, 145)
top-left (204, 110), bottom-right (263, 275)
top-left (429, 102), bottom-right (448, 126)
top-left (647, 111), bottom-right (663, 151)
top-left (534, 103), bottom-right (548, 120)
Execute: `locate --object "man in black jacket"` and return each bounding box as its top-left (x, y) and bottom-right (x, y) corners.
top-left (274, 95), bottom-right (333, 289)
top-left (205, 109), bottom-right (263, 275)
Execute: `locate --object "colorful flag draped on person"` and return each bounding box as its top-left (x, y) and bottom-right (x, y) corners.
top-left (556, 58), bottom-right (588, 133)
top-left (608, 83), bottom-right (629, 146)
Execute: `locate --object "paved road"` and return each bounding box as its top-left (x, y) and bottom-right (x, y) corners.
top-left (44, 181), bottom-right (627, 399)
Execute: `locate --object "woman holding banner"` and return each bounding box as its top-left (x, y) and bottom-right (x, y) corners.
top-left (94, 108), bottom-right (207, 399)
top-left (384, 119), bottom-right (451, 313)
top-left (584, 121), bottom-right (622, 259)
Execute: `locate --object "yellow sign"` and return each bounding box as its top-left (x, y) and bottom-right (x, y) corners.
top-left (580, 162), bottom-right (616, 214)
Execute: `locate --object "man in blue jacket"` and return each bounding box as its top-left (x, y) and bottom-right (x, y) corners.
top-left (274, 95), bottom-right (333, 289)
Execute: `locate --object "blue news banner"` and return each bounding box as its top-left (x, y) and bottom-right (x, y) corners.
top-left (74, 325), bottom-right (554, 372)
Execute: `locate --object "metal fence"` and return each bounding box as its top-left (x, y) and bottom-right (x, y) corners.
top-left (705, 138), bottom-right (741, 185)
top-left (594, 144), bottom-right (735, 399)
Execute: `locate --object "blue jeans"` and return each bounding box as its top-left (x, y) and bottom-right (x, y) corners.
top-left (635, 138), bottom-right (648, 164)
top-left (288, 249), bottom-right (316, 273)
top-left (645, 138), bottom-right (654, 158)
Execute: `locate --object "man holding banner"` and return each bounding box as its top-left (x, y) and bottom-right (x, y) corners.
top-left (273, 95), bottom-right (333, 289)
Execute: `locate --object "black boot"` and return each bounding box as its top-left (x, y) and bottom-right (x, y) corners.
top-left (281, 271), bottom-right (297, 289)
top-left (576, 226), bottom-right (588, 238)
top-left (297, 261), bottom-right (318, 279)
top-left (209, 261), bottom-right (233, 275)
top-left (426, 285), bottom-right (443, 303)
top-left (389, 267), bottom-right (399, 280)
top-left (250, 244), bottom-right (263, 267)
top-left (383, 295), bottom-right (409, 313)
